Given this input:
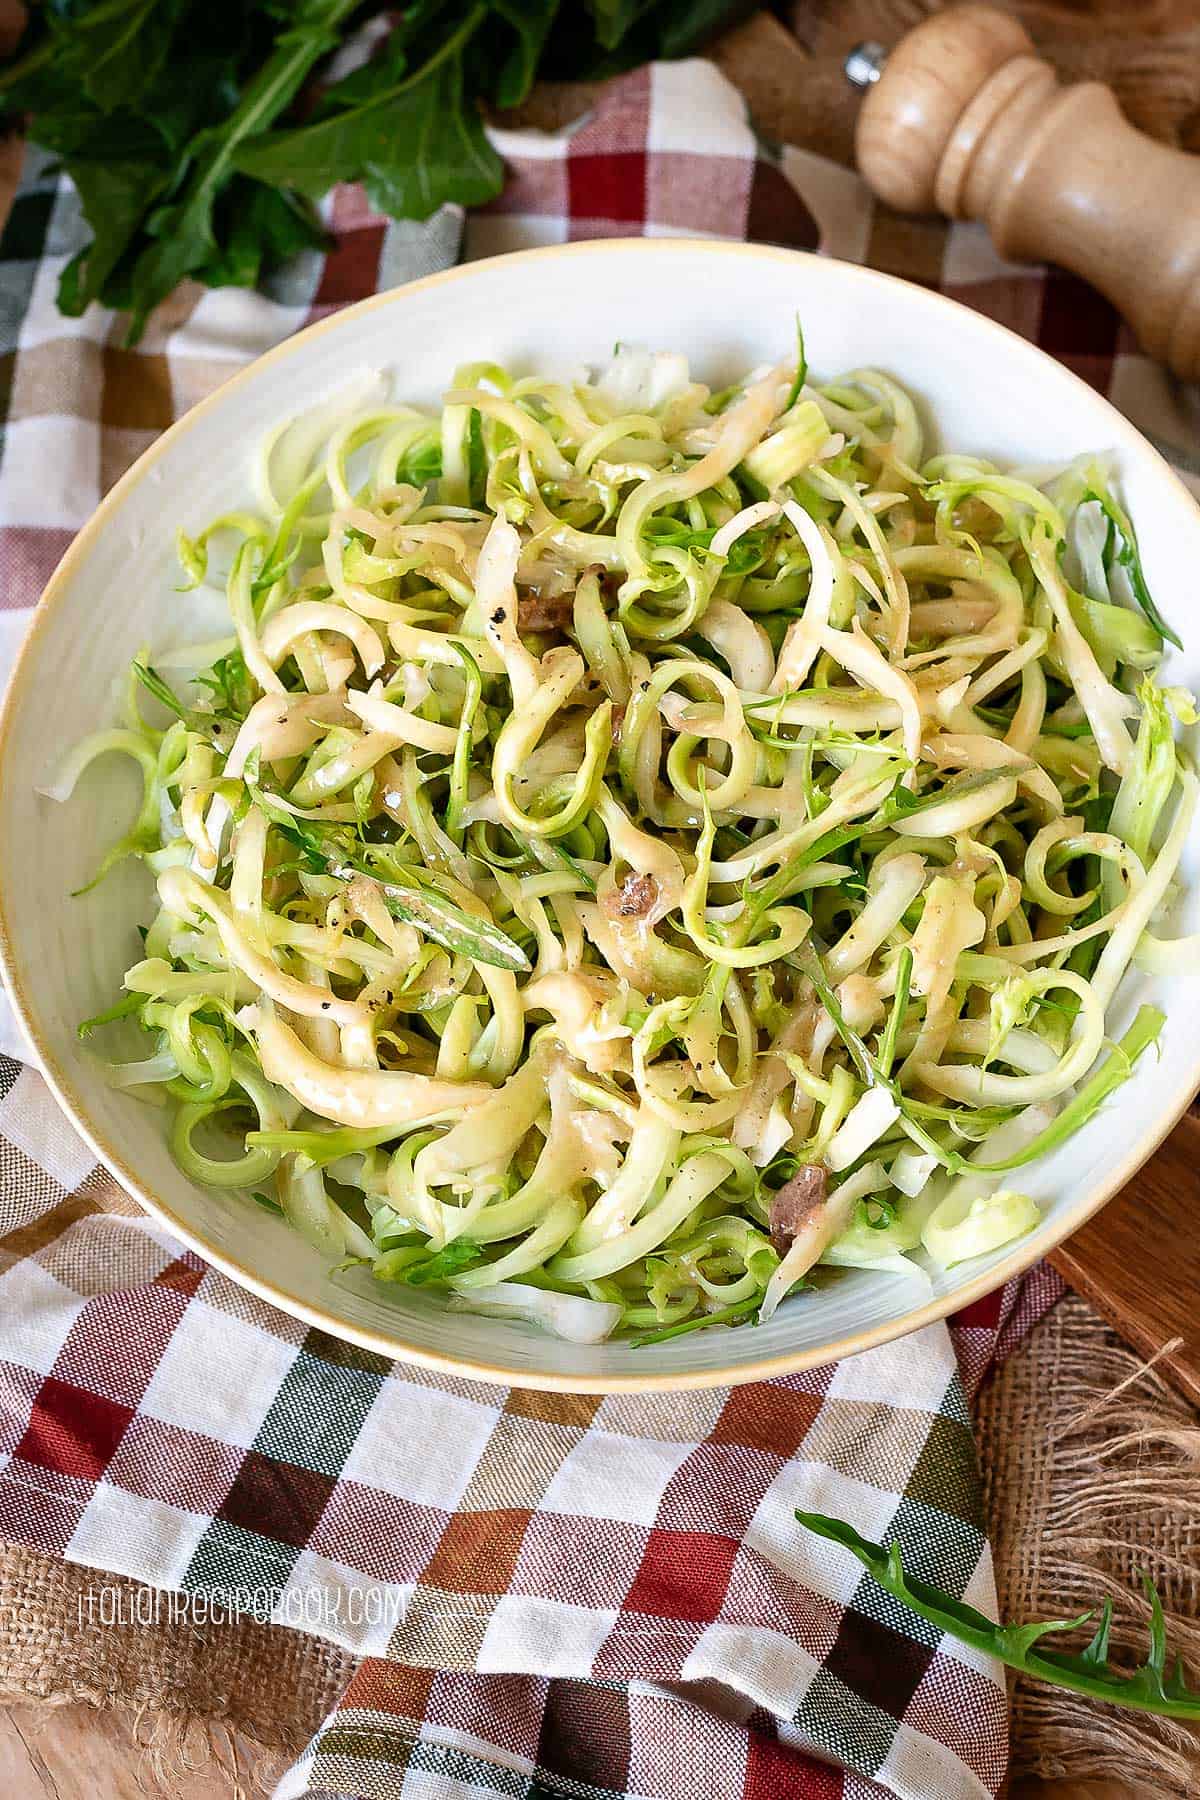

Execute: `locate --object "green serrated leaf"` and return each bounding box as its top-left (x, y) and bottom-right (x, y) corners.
top-left (77, 992), bottom-right (143, 1040)
top-left (488, 0), bottom-right (561, 108)
top-left (200, 179), bottom-right (328, 289)
top-left (251, 787), bottom-right (531, 971)
top-left (1143, 1572), bottom-right (1168, 1682)
top-left (376, 1237), bottom-right (485, 1286)
top-left (234, 12), bottom-right (503, 221)
top-left (195, 650), bottom-right (253, 724)
top-left (132, 661), bottom-right (190, 723)
top-left (797, 1511), bottom-right (1200, 1720)
top-left (587, 0), bottom-right (658, 52)
top-left (1080, 1598), bottom-right (1114, 1669)
top-left (57, 158), bottom-right (169, 317)
top-left (2, 0), bottom-right (748, 331)
top-left (1084, 482), bottom-right (1182, 650)
top-left (120, 0), bottom-right (360, 341)
top-left (783, 313), bottom-right (807, 412)
top-left (368, 874), bottom-right (531, 973)
top-left (631, 1295), bottom-right (759, 1347)
top-left (80, 0), bottom-right (173, 113)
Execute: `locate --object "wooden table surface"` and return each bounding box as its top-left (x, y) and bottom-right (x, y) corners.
top-left (0, 1703), bottom-right (1148, 1799)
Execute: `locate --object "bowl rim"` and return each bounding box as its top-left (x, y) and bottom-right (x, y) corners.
top-left (1, 234), bottom-right (1197, 1392)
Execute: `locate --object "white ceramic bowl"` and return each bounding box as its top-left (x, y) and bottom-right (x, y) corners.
top-left (2, 240), bottom-right (1198, 1392)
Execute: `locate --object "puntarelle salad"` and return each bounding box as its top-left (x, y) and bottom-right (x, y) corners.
top-left (52, 331), bottom-right (1197, 1347)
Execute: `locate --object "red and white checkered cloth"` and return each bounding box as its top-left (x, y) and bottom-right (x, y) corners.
top-left (13, 51), bottom-right (1196, 1800)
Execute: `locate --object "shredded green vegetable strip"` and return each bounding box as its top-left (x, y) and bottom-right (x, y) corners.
top-left (52, 342), bottom-right (1194, 1345)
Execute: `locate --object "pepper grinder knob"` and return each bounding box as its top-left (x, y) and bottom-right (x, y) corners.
top-left (852, 2), bottom-right (1200, 380)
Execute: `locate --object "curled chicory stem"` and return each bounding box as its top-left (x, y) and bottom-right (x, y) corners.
top-left (54, 340), bottom-right (1194, 1341)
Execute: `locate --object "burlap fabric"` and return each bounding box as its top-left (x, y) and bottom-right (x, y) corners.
top-left (3, 6), bottom-right (1200, 1794)
top-left (978, 1294), bottom-right (1200, 1794)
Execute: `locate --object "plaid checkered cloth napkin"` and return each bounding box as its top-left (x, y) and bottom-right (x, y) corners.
top-left (10, 50), bottom-right (1195, 1800)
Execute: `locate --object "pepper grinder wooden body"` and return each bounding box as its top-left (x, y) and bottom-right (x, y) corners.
top-left (854, 3), bottom-right (1200, 381)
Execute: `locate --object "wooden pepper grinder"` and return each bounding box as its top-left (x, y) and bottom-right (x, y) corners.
top-left (847, 3), bottom-right (1200, 381)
